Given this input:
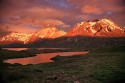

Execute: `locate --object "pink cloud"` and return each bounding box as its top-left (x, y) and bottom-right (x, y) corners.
top-left (26, 7), bottom-right (69, 18)
top-left (31, 19), bottom-right (70, 29)
top-left (68, 0), bottom-right (125, 13)
top-left (0, 24), bottom-right (39, 34)
top-left (81, 5), bottom-right (103, 14)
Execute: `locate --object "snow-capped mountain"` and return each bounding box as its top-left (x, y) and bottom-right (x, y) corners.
top-left (28, 26), bottom-right (66, 43)
top-left (66, 19), bottom-right (125, 37)
top-left (0, 33), bottom-right (32, 44)
top-left (0, 27), bottom-right (66, 44)
top-left (0, 19), bottom-right (125, 46)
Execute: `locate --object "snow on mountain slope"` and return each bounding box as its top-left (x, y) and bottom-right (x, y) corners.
top-left (0, 19), bottom-right (125, 45)
top-left (0, 26), bottom-right (66, 44)
top-left (28, 27), bottom-right (66, 43)
top-left (66, 19), bottom-right (125, 37)
top-left (0, 33), bottom-right (32, 44)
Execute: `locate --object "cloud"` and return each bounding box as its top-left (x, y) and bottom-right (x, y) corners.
top-left (26, 7), bottom-right (69, 19)
top-left (0, 24), bottom-right (40, 34)
top-left (0, 0), bottom-right (71, 19)
top-left (81, 5), bottom-right (103, 14)
top-left (0, 0), bottom-right (125, 33)
top-left (7, 26), bottom-right (39, 33)
top-left (68, 0), bottom-right (125, 13)
top-left (0, 24), bottom-right (11, 37)
top-left (32, 19), bottom-right (70, 28)
top-left (67, 0), bottom-right (125, 26)
top-left (76, 15), bottom-right (94, 20)
top-left (42, 19), bottom-right (69, 27)
top-left (0, 18), bottom-right (70, 35)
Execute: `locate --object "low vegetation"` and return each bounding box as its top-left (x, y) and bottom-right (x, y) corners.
top-left (0, 45), bottom-right (125, 83)
top-left (0, 49), bottom-right (36, 60)
top-left (0, 48), bottom-right (72, 60)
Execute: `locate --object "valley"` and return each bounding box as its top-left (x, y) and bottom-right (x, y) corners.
top-left (0, 45), bottom-right (125, 83)
top-left (1, 0), bottom-right (125, 82)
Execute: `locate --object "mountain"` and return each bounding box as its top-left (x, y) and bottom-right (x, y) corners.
top-left (0, 19), bottom-right (125, 47)
top-left (0, 27), bottom-right (66, 44)
top-left (28, 26), bottom-right (66, 43)
top-left (0, 33), bottom-right (32, 44)
top-left (66, 19), bottom-right (125, 37)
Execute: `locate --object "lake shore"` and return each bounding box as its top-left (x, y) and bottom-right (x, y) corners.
top-left (0, 48), bottom-right (83, 60)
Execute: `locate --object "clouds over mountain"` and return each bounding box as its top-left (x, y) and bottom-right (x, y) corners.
top-left (0, 0), bottom-right (125, 36)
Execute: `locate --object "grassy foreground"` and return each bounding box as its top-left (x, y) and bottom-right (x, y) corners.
top-left (0, 46), bottom-right (125, 83)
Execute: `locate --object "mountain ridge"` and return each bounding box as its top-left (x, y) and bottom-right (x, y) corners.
top-left (0, 18), bottom-right (125, 46)
top-left (0, 27), bottom-right (66, 44)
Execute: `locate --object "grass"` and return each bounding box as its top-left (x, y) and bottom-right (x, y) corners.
top-left (0, 46), bottom-right (125, 83)
top-left (91, 45), bottom-right (125, 53)
top-left (0, 49), bottom-right (36, 60)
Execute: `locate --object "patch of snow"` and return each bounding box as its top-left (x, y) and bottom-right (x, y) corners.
top-left (74, 22), bottom-right (84, 31)
top-left (100, 19), bottom-right (122, 30)
top-left (39, 34), bottom-right (46, 38)
top-left (89, 22), bottom-right (96, 26)
top-left (80, 22), bottom-right (84, 25)
top-left (90, 27), bottom-right (97, 34)
top-left (49, 31), bottom-right (55, 36)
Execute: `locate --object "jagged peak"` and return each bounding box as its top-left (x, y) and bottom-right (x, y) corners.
top-left (0, 32), bottom-right (32, 44)
top-left (29, 26), bottom-right (67, 41)
top-left (67, 18), bottom-right (125, 37)
top-left (76, 18), bottom-right (122, 30)
top-left (76, 18), bottom-right (115, 27)
top-left (98, 19), bottom-right (115, 25)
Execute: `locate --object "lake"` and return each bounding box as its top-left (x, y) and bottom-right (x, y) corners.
top-left (3, 48), bottom-right (69, 51)
top-left (4, 51), bottom-right (88, 65)
top-left (3, 48), bottom-right (28, 51)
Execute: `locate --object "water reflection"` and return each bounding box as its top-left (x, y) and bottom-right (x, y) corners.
top-left (3, 48), bottom-right (68, 51)
top-left (3, 48), bottom-right (28, 51)
top-left (4, 52), bottom-right (88, 65)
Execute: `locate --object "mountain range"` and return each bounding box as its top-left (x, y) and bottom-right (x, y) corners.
top-left (0, 26), bottom-right (66, 44)
top-left (0, 19), bottom-right (125, 47)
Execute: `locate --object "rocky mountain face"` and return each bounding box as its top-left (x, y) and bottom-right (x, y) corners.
top-left (66, 19), bottom-right (125, 37)
top-left (0, 19), bottom-right (125, 47)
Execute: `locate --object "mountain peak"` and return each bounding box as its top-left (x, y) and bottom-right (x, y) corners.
top-left (66, 19), bottom-right (125, 37)
top-left (28, 26), bottom-right (66, 43)
top-left (0, 33), bottom-right (32, 44)
top-left (35, 26), bottom-right (66, 38)
top-left (0, 26), bottom-right (66, 44)
top-left (0, 19), bottom-right (125, 46)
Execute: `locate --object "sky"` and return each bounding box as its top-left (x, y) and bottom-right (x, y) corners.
top-left (0, 0), bottom-right (125, 37)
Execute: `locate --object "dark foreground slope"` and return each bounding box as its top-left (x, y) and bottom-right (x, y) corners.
top-left (1, 45), bottom-right (125, 83)
top-left (1, 36), bottom-right (125, 49)
top-left (27, 36), bottom-right (125, 49)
